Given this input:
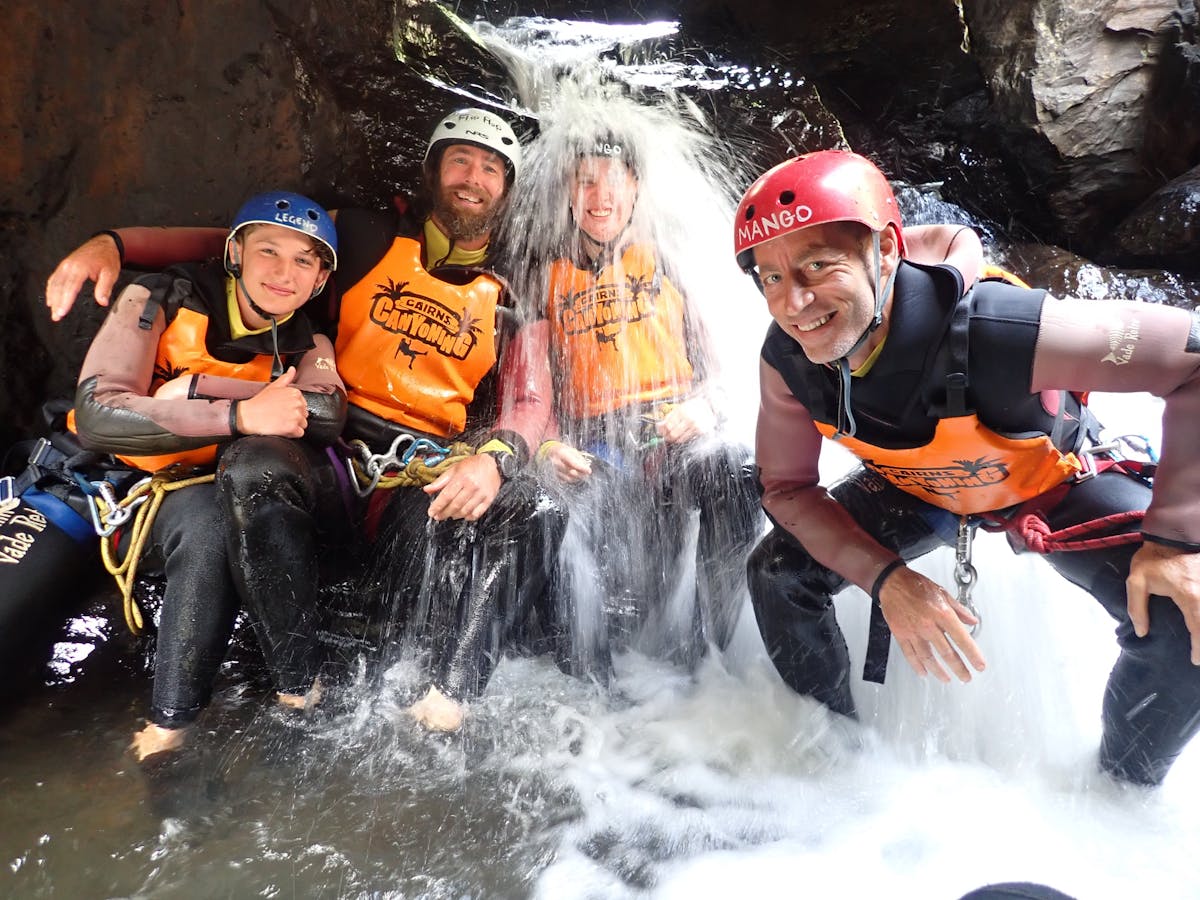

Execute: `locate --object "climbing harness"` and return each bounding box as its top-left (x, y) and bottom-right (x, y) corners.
top-left (987, 436), bottom-right (1156, 556)
top-left (863, 433), bottom-right (1158, 685)
top-left (91, 468), bottom-right (215, 635)
top-left (345, 432), bottom-right (473, 495)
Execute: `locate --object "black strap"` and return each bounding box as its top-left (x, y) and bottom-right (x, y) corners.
top-left (862, 558), bottom-right (904, 684)
top-left (134, 274), bottom-right (192, 331)
top-left (943, 288), bottom-right (973, 417)
top-left (863, 601), bottom-right (891, 684)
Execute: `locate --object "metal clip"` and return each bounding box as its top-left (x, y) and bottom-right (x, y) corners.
top-left (0, 475), bottom-right (15, 505)
top-left (954, 516), bottom-right (980, 635)
top-left (1075, 440), bottom-right (1120, 482)
top-left (346, 433), bottom-right (420, 497)
top-left (27, 436), bottom-right (55, 468)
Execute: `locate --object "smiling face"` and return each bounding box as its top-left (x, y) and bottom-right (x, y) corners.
top-left (231, 224), bottom-right (330, 327)
top-left (570, 155), bottom-right (637, 248)
top-left (430, 142), bottom-right (508, 248)
top-left (753, 220), bottom-right (899, 368)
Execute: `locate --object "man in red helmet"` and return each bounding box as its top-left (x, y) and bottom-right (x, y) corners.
top-left (44, 108), bottom-right (563, 734)
top-left (735, 149), bottom-right (1200, 786)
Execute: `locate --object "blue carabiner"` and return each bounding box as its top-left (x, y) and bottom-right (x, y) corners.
top-left (401, 438), bottom-right (451, 466)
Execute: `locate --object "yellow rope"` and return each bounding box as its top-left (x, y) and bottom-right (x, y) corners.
top-left (351, 441), bottom-right (475, 490)
top-left (98, 470), bottom-right (216, 635)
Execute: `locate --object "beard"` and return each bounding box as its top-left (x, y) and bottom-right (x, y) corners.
top-left (432, 180), bottom-right (504, 243)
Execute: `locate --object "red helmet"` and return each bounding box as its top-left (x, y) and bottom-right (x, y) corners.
top-left (733, 150), bottom-right (904, 271)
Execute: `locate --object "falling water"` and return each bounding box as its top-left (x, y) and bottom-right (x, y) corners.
top-left (2, 12), bottom-right (1199, 900)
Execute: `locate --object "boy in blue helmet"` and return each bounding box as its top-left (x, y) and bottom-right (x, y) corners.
top-left (72, 191), bottom-right (345, 761)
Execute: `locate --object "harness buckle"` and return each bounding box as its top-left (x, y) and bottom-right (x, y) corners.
top-left (0, 475), bottom-right (15, 505)
top-left (1075, 440), bottom-right (1119, 483)
top-left (27, 437), bottom-right (57, 469)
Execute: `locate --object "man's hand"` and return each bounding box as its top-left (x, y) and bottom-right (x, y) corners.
top-left (1128, 541), bottom-right (1200, 665)
top-left (879, 564), bottom-right (987, 682)
top-left (424, 453), bottom-right (501, 521)
top-left (235, 367), bottom-right (308, 437)
top-left (542, 441), bottom-right (592, 483)
top-left (656, 396), bottom-right (717, 444)
top-left (45, 233), bottom-right (123, 321)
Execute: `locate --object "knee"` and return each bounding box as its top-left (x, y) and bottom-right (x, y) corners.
top-left (747, 531), bottom-right (841, 613)
top-left (217, 436), bottom-right (310, 499)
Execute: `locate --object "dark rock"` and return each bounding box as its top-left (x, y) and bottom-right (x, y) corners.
top-left (1104, 164), bottom-right (1200, 274)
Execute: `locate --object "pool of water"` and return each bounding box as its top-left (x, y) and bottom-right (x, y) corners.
top-left (3, 491), bottom-right (1197, 900)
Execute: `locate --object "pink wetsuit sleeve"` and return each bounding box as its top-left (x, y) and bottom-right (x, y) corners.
top-left (757, 359), bottom-right (901, 590)
top-left (493, 319), bottom-right (554, 457)
top-left (74, 284), bottom-right (235, 453)
top-left (118, 227), bottom-right (228, 268)
top-left (1031, 296), bottom-right (1200, 546)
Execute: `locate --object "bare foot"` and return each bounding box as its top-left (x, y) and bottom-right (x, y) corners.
top-left (277, 676), bottom-right (322, 711)
top-left (407, 685), bottom-right (465, 732)
top-left (130, 723), bottom-right (188, 762)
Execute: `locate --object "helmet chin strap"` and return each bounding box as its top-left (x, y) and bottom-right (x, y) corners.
top-left (578, 220), bottom-right (634, 265)
top-left (235, 274), bottom-right (285, 380)
top-left (832, 230), bottom-right (899, 439)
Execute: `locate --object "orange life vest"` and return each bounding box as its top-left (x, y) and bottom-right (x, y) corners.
top-left (118, 305), bottom-right (277, 472)
top-left (546, 243), bottom-right (694, 420)
top-left (815, 414), bottom-right (1084, 515)
top-left (335, 236), bottom-right (500, 438)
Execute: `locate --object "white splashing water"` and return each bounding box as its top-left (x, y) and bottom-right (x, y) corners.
top-left (417, 17), bottom-right (1200, 899)
top-left (285, 16), bottom-right (1200, 898)
top-left (455, 391), bottom-right (1191, 900)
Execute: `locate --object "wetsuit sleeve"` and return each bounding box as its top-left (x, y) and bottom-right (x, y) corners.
top-left (491, 318), bottom-right (553, 462)
top-left (74, 283), bottom-right (237, 455)
top-left (117, 226), bottom-right (227, 268)
top-left (185, 335), bottom-right (346, 444)
top-left (1031, 296), bottom-right (1200, 546)
top-left (904, 223), bottom-right (982, 287)
top-left (294, 333), bottom-right (347, 447)
top-left (758, 359), bottom-right (903, 590)
top-left (188, 374), bottom-right (270, 401)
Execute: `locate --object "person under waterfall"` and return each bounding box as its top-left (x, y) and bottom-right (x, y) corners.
top-left (45, 108), bottom-right (566, 734)
top-left (71, 192), bottom-right (343, 761)
top-left (736, 149), bottom-right (1200, 786)
top-left (516, 131), bottom-right (763, 675)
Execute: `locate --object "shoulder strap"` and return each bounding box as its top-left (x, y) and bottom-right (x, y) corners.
top-left (132, 271), bottom-right (192, 331)
top-left (943, 286), bottom-right (973, 417)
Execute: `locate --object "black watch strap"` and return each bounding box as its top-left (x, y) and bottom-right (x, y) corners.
top-left (482, 449), bottom-right (517, 481)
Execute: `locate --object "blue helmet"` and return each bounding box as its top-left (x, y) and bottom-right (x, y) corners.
top-left (226, 191), bottom-right (338, 272)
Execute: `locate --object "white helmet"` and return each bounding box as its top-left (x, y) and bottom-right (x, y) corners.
top-left (424, 107), bottom-right (521, 178)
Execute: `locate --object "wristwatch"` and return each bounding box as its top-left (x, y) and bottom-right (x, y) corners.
top-left (481, 448), bottom-right (518, 482)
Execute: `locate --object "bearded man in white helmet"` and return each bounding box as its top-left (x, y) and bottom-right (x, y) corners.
top-left (45, 108), bottom-right (564, 733)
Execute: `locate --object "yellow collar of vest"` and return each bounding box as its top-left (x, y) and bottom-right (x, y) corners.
top-left (226, 276), bottom-right (293, 339)
top-left (850, 332), bottom-right (887, 377)
top-left (423, 218), bottom-right (488, 269)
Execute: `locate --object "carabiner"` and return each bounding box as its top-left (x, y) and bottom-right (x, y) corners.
top-left (954, 516), bottom-right (981, 635)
